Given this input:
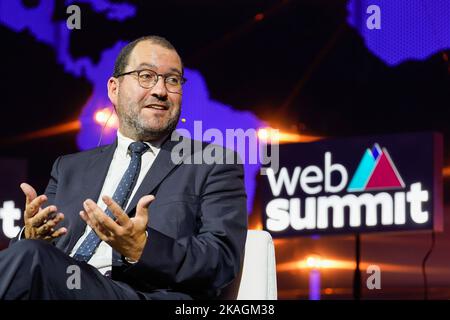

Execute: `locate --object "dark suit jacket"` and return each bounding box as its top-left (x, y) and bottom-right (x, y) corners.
top-left (12, 133), bottom-right (248, 299)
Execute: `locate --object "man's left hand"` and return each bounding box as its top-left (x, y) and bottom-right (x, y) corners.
top-left (80, 195), bottom-right (155, 261)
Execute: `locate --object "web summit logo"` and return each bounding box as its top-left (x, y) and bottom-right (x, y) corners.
top-left (264, 143), bottom-right (430, 234)
top-left (347, 144), bottom-right (405, 192)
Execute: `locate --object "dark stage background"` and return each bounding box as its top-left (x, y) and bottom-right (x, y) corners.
top-left (0, 0), bottom-right (449, 299)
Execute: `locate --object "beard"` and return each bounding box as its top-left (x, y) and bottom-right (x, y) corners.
top-left (116, 97), bottom-right (181, 142)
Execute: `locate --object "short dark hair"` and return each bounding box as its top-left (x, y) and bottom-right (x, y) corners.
top-left (113, 35), bottom-right (181, 77)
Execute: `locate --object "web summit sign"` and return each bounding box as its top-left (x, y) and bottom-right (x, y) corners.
top-left (261, 132), bottom-right (443, 237)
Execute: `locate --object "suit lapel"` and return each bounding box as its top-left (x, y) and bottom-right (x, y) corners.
top-left (66, 140), bottom-right (117, 252)
top-left (125, 132), bottom-right (189, 214)
top-left (82, 140), bottom-right (117, 202)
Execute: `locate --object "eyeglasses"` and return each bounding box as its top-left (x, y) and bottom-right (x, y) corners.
top-left (115, 69), bottom-right (187, 94)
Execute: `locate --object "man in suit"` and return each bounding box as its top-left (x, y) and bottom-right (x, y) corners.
top-left (0, 35), bottom-right (248, 300)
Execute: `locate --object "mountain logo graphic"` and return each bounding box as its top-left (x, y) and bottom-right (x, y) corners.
top-left (347, 144), bottom-right (405, 192)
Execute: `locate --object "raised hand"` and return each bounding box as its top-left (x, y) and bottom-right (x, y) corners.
top-left (20, 183), bottom-right (67, 241)
top-left (79, 194), bottom-right (155, 261)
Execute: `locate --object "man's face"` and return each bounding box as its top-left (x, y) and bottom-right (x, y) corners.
top-left (109, 41), bottom-right (183, 141)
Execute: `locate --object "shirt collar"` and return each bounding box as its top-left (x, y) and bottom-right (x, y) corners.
top-left (116, 130), bottom-right (165, 157)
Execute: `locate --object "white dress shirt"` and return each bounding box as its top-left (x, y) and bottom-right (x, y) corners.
top-left (69, 131), bottom-right (162, 275)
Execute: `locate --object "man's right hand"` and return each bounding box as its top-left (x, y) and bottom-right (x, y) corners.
top-left (20, 183), bottom-right (67, 241)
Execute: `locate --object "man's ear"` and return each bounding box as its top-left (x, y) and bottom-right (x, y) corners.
top-left (107, 77), bottom-right (119, 107)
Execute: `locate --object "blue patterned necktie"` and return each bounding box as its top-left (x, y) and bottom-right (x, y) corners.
top-left (73, 141), bottom-right (149, 262)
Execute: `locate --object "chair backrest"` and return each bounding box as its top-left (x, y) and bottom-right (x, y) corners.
top-left (236, 230), bottom-right (277, 300)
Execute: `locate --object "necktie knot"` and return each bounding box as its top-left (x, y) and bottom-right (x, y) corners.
top-left (128, 141), bottom-right (149, 156)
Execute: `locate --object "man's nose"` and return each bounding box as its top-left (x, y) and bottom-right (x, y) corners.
top-left (150, 76), bottom-right (168, 100)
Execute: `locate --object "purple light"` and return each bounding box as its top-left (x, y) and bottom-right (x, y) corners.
top-left (66, 0), bottom-right (136, 21)
top-left (309, 269), bottom-right (321, 300)
top-left (347, 0), bottom-right (450, 66)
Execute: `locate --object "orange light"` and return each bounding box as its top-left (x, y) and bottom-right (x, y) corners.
top-left (94, 108), bottom-right (118, 128)
top-left (0, 120), bottom-right (81, 145)
top-left (257, 128), bottom-right (278, 142)
top-left (324, 288), bottom-right (334, 295)
top-left (254, 13), bottom-right (264, 21)
top-left (252, 221), bottom-right (263, 230)
top-left (257, 128), bottom-right (268, 140)
top-left (257, 127), bottom-right (322, 144)
top-left (277, 255), bottom-right (356, 272)
top-left (277, 257), bottom-right (450, 275)
top-left (444, 166), bottom-right (450, 178)
top-left (306, 255), bottom-right (323, 269)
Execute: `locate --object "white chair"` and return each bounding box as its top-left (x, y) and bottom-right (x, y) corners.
top-left (237, 230), bottom-right (277, 300)
top-left (220, 230), bottom-right (277, 299)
